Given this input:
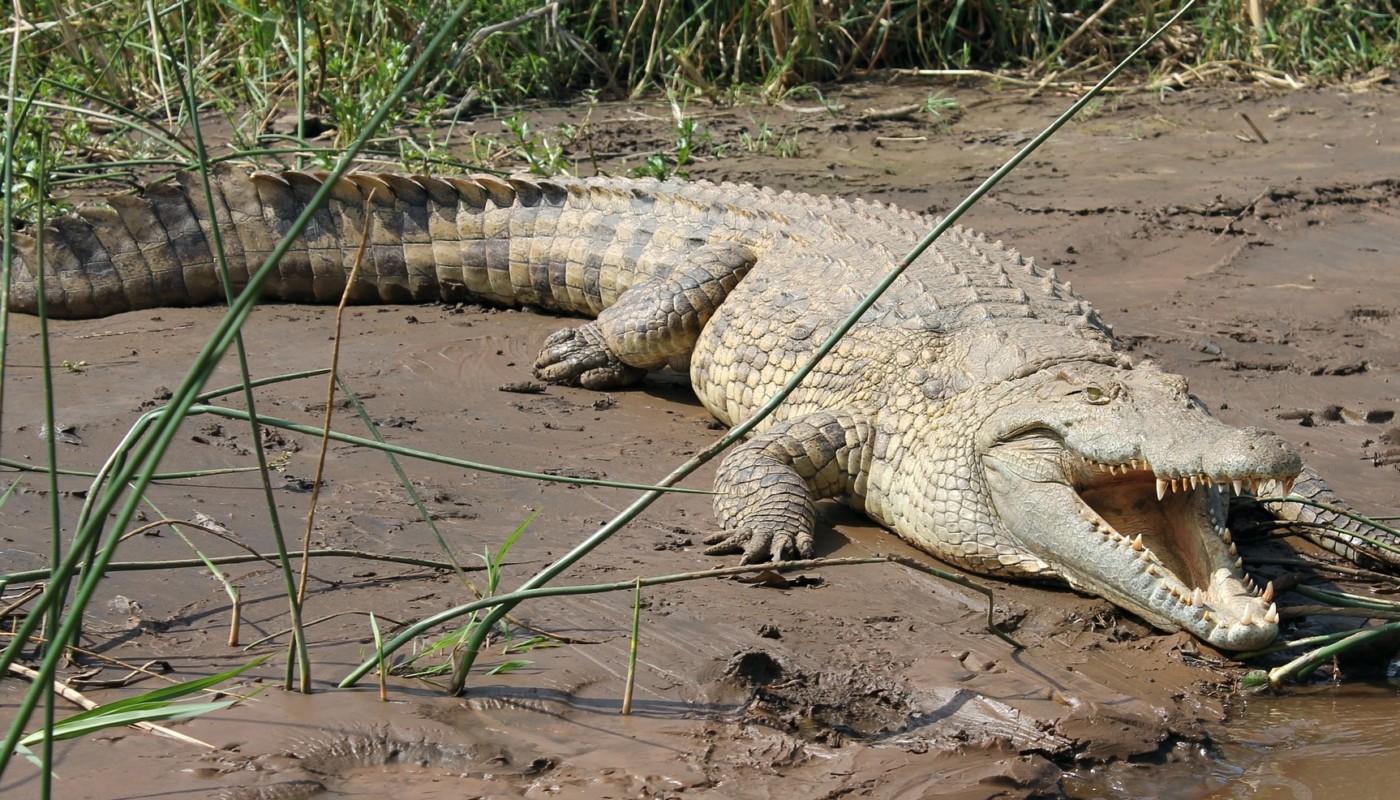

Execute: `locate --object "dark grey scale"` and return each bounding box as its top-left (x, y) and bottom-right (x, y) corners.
top-left (51, 215), bottom-right (126, 317)
top-left (80, 207), bottom-right (150, 315)
top-left (108, 194), bottom-right (190, 309)
top-left (176, 170), bottom-right (249, 293)
top-left (144, 183), bottom-right (221, 305)
top-left (249, 173), bottom-right (315, 302)
top-left (279, 171), bottom-right (348, 303)
top-left (342, 173), bottom-right (408, 304)
top-left (213, 165), bottom-right (274, 282)
top-left (412, 174), bottom-right (467, 303)
top-left (29, 222), bottom-right (96, 317)
top-left (379, 174), bottom-right (432, 303)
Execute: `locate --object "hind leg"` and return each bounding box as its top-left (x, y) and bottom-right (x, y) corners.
top-left (533, 241), bottom-right (755, 389)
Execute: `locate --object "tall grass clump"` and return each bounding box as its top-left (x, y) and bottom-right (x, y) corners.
top-left (11, 3), bottom-right (1400, 146)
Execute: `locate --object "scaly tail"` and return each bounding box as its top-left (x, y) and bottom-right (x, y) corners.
top-left (5, 165), bottom-right (686, 319)
top-left (1259, 466), bottom-right (1400, 569)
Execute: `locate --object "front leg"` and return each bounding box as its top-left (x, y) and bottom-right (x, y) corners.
top-left (533, 241), bottom-right (754, 389)
top-left (705, 411), bottom-right (875, 564)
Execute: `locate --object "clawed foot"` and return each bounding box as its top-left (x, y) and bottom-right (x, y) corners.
top-left (533, 325), bottom-right (644, 389)
top-left (703, 526), bottom-right (814, 564)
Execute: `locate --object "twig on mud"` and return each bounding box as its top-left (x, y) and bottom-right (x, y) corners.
top-left (6, 663), bottom-right (217, 750)
top-left (0, 585), bottom-right (43, 618)
top-left (0, 456), bottom-right (262, 480)
top-left (892, 68), bottom-right (1109, 92)
top-left (1209, 186), bottom-right (1272, 244)
top-left (116, 518), bottom-right (337, 587)
top-left (858, 103), bottom-right (923, 122)
top-left (67, 660), bottom-right (171, 691)
top-left (1, 549), bottom-right (497, 585)
top-left (1239, 112), bottom-right (1268, 144)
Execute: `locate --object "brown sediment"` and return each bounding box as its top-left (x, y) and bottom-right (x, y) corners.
top-left (3, 83), bottom-right (1399, 799)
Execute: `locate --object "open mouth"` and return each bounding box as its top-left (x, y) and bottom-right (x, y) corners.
top-left (984, 432), bottom-right (1297, 650)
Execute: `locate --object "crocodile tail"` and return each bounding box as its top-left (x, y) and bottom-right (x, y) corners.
top-left (5, 165), bottom-right (587, 318)
top-left (1261, 466), bottom-right (1400, 569)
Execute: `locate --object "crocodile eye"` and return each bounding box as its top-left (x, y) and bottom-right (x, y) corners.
top-left (1083, 385), bottom-right (1110, 404)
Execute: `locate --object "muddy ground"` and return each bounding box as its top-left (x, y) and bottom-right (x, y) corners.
top-left (2, 77), bottom-right (1399, 798)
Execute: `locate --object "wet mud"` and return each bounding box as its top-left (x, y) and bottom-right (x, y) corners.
top-left (3, 79), bottom-right (1399, 798)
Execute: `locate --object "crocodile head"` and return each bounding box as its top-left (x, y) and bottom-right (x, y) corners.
top-left (978, 359), bottom-right (1300, 650)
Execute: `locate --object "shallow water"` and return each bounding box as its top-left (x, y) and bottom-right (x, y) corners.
top-left (1208, 685), bottom-right (1400, 799)
top-left (1066, 683), bottom-right (1400, 799)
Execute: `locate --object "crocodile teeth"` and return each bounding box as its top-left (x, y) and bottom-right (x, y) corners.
top-left (1221, 528), bottom-right (1233, 544)
top-left (1188, 474), bottom-right (1199, 490)
top-left (1233, 556), bottom-right (1244, 570)
top-left (1265, 603), bottom-right (1280, 625)
top-left (1232, 479), bottom-right (1243, 496)
top-left (1146, 564), bottom-right (1159, 576)
top-left (1241, 605), bottom-right (1254, 626)
top-left (1262, 581), bottom-right (1275, 603)
top-left (1130, 459), bottom-right (1140, 471)
top-left (1191, 587), bottom-right (1205, 608)
top-left (1156, 478), bottom-right (1168, 500)
top-left (1130, 534), bottom-right (1145, 551)
top-left (1280, 476), bottom-right (1297, 497)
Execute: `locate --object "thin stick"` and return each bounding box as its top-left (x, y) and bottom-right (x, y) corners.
top-left (1240, 112), bottom-right (1268, 144)
top-left (298, 191), bottom-right (374, 606)
top-left (1242, 556), bottom-right (1400, 585)
top-left (185, 404), bottom-right (710, 494)
top-left (621, 577), bottom-right (641, 715)
top-left (3, 549), bottom-right (493, 584)
top-left (0, 585), bottom-right (43, 619)
top-left (5, 663), bottom-right (217, 750)
top-left (228, 588), bottom-right (241, 648)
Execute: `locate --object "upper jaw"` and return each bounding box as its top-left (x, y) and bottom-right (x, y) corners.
top-left (983, 435), bottom-right (1300, 650)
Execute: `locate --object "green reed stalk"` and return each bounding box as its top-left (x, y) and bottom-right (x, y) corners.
top-left (30, 113), bottom-right (58, 800)
top-left (0, 2), bottom-right (21, 461)
top-left (186, 404), bottom-right (710, 493)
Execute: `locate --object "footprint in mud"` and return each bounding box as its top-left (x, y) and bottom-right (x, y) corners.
top-left (720, 649), bottom-right (916, 745)
top-left (211, 728), bottom-right (552, 799)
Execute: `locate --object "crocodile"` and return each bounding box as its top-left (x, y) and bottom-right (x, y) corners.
top-left (10, 165), bottom-right (1397, 650)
